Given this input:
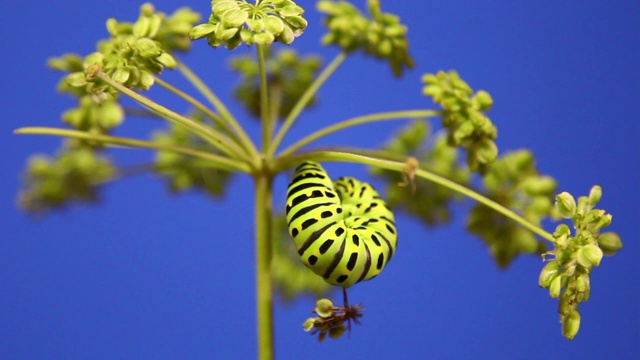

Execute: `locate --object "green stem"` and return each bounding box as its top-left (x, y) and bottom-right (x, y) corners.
top-left (268, 51), bottom-right (348, 157)
top-left (96, 72), bottom-right (251, 165)
top-left (274, 150), bottom-right (556, 243)
top-left (14, 127), bottom-right (251, 173)
top-left (254, 172), bottom-right (274, 360)
top-left (175, 61), bottom-right (258, 157)
top-left (279, 110), bottom-right (439, 157)
top-left (257, 45), bottom-right (271, 153)
top-left (153, 75), bottom-right (238, 141)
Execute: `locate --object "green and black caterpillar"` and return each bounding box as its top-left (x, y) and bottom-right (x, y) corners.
top-left (286, 161), bottom-right (398, 287)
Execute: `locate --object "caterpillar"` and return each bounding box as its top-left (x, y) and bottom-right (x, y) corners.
top-left (285, 161), bottom-right (397, 287)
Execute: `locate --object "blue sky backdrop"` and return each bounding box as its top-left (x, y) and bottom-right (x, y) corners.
top-left (1, 1), bottom-right (638, 359)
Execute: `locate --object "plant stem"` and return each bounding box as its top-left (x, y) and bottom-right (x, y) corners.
top-left (153, 75), bottom-right (238, 141)
top-left (268, 51), bottom-right (347, 157)
top-left (96, 72), bottom-right (250, 163)
top-left (257, 45), bottom-right (271, 152)
top-left (14, 127), bottom-right (251, 173)
top-left (279, 110), bottom-right (439, 157)
top-left (175, 61), bottom-right (258, 158)
top-left (254, 172), bottom-right (274, 360)
top-left (274, 150), bottom-right (556, 243)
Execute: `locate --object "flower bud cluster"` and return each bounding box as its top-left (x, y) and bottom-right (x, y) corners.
top-left (64, 3), bottom-right (200, 95)
top-left (539, 186), bottom-right (622, 339)
top-left (18, 149), bottom-right (115, 214)
top-left (317, 0), bottom-right (414, 77)
top-left (422, 71), bottom-right (498, 172)
top-left (302, 298), bottom-right (362, 342)
top-left (152, 113), bottom-right (233, 196)
top-left (190, 0), bottom-right (307, 49)
top-left (48, 54), bottom-right (125, 135)
top-left (468, 150), bottom-right (557, 267)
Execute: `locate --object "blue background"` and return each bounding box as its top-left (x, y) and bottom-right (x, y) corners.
top-left (1, 1), bottom-right (638, 359)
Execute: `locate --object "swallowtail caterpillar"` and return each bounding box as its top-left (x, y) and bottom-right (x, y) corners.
top-left (285, 161), bottom-right (398, 288)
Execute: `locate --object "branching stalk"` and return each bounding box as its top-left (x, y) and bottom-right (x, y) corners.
top-left (279, 110), bottom-right (440, 157)
top-left (153, 75), bottom-right (238, 141)
top-left (268, 51), bottom-right (348, 157)
top-left (96, 72), bottom-right (252, 164)
top-left (14, 127), bottom-right (251, 173)
top-left (274, 150), bottom-right (556, 243)
top-left (175, 61), bottom-right (258, 157)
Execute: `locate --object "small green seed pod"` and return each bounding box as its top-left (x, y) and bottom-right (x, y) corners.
top-left (597, 232), bottom-right (622, 256)
top-left (539, 261), bottom-right (560, 288)
top-left (562, 310), bottom-right (581, 340)
top-left (555, 192), bottom-right (577, 218)
top-left (315, 298), bottom-right (334, 318)
top-left (549, 275), bottom-right (562, 298)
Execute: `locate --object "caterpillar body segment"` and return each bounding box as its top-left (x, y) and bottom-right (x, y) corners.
top-left (286, 161), bottom-right (398, 287)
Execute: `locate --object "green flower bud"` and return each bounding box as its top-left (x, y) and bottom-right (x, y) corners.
top-left (66, 72), bottom-right (88, 87)
top-left (302, 318), bottom-right (316, 332)
top-left (265, 16), bottom-right (285, 35)
top-left (156, 53), bottom-right (177, 69)
top-left (247, 19), bottom-right (266, 33)
top-left (558, 295), bottom-right (574, 316)
top-left (522, 176), bottom-right (557, 196)
top-left (284, 15), bottom-right (308, 31)
top-left (222, 9), bottom-right (249, 28)
top-left (549, 275), bottom-right (562, 298)
top-left (111, 67), bottom-right (131, 84)
top-left (315, 298), bottom-right (334, 318)
top-left (595, 213), bottom-right (612, 230)
top-left (555, 192), bottom-right (576, 218)
top-left (98, 102), bottom-right (124, 129)
top-left (562, 310), bottom-right (581, 340)
top-left (577, 243), bottom-right (603, 268)
top-left (576, 196), bottom-right (590, 216)
top-left (474, 138), bottom-right (498, 164)
top-left (575, 273), bottom-right (590, 293)
top-left (281, 5), bottom-right (304, 17)
top-left (254, 32), bottom-right (275, 45)
top-left (135, 38), bottom-right (162, 58)
top-left (588, 185), bottom-right (602, 206)
top-left (597, 232), bottom-right (623, 255)
top-left (329, 324), bottom-right (347, 339)
top-left (139, 70), bottom-right (155, 90)
top-left (539, 260), bottom-right (559, 288)
top-left (553, 223), bottom-right (571, 238)
top-left (133, 15), bottom-right (151, 37)
top-left (473, 90), bottom-right (493, 111)
top-left (276, 25), bottom-right (295, 44)
top-left (189, 23), bottom-right (216, 39)
top-left (27, 155), bottom-right (52, 176)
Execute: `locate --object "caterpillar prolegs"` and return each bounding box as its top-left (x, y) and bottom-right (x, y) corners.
top-left (285, 162), bottom-right (398, 287)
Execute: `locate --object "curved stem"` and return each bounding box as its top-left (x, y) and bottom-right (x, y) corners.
top-left (175, 61), bottom-right (258, 157)
top-left (274, 150), bottom-right (556, 243)
top-left (279, 110), bottom-right (439, 157)
top-left (96, 72), bottom-right (252, 166)
top-left (257, 45), bottom-right (271, 152)
top-left (268, 51), bottom-right (348, 157)
top-left (254, 172), bottom-right (274, 360)
top-left (14, 127), bottom-right (251, 173)
top-left (153, 75), bottom-right (238, 141)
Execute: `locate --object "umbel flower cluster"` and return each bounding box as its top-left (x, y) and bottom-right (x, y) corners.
top-left (189, 0), bottom-right (308, 48)
top-left (540, 186), bottom-right (622, 339)
top-left (317, 0), bottom-right (414, 76)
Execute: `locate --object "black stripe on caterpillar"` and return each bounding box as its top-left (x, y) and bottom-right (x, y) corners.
top-left (285, 161), bottom-right (397, 287)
